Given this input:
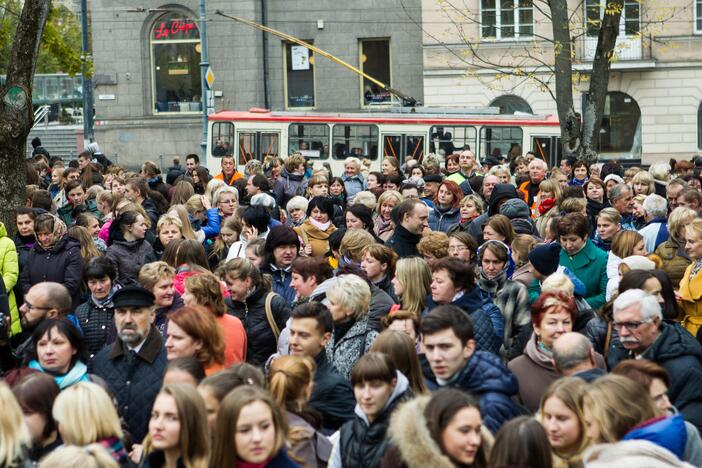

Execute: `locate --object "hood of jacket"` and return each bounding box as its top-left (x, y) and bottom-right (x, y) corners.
top-left (499, 198), bottom-right (531, 219)
top-left (478, 270), bottom-right (507, 294)
top-left (387, 396), bottom-right (465, 468)
top-left (34, 234), bottom-right (76, 254)
top-left (455, 350), bottom-right (518, 397)
top-left (300, 219), bottom-right (335, 240)
top-left (427, 284), bottom-right (484, 311)
top-left (0, 222), bottom-right (7, 238)
top-left (512, 218), bottom-right (538, 236)
top-left (583, 439), bottom-right (691, 468)
top-left (523, 334), bottom-right (557, 371)
top-left (111, 238), bottom-right (147, 252)
top-left (642, 321), bottom-right (702, 363)
top-left (281, 167), bottom-right (305, 182)
top-left (623, 414), bottom-right (686, 459)
top-left (488, 184), bottom-right (519, 216)
top-left (354, 370), bottom-right (410, 426)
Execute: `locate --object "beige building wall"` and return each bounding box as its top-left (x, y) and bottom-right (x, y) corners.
top-left (422, 0), bottom-right (702, 163)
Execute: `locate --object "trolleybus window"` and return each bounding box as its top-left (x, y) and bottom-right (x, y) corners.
top-left (479, 126), bottom-right (523, 161)
top-left (238, 132), bottom-right (280, 165)
top-left (430, 126), bottom-right (477, 156)
top-left (211, 122), bottom-right (234, 157)
top-left (288, 123), bottom-right (329, 158)
top-left (332, 124), bottom-right (379, 160)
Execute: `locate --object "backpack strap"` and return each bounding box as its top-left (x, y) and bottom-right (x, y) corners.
top-left (264, 292), bottom-right (281, 340)
top-left (603, 321), bottom-right (613, 360)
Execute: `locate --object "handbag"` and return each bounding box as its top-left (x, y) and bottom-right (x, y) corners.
top-left (264, 292), bottom-right (281, 340)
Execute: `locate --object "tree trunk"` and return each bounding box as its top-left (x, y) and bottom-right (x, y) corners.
top-left (581, 0), bottom-right (624, 165)
top-left (0, 0), bottom-right (51, 234)
top-left (548, 0), bottom-right (579, 159)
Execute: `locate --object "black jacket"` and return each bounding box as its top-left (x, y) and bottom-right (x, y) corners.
top-left (12, 233), bottom-right (33, 306)
top-left (75, 296), bottom-right (117, 366)
top-left (141, 197), bottom-right (161, 228)
top-left (92, 326), bottom-right (167, 443)
top-left (309, 349), bottom-right (355, 433)
top-left (106, 239), bottom-right (157, 286)
top-left (20, 236), bottom-right (83, 308)
top-left (385, 225), bottom-right (422, 258)
top-left (609, 322), bottom-right (702, 431)
top-left (225, 286), bottom-right (291, 367)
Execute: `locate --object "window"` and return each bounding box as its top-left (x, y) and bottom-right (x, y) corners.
top-left (585, 0), bottom-right (639, 37)
top-left (429, 126), bottom-right (477, 155)
top-left (489, 95), bottom-right (533, 114)
top-left (697, 0), bottom-right (702, 33)
top-left (288, 124), bottom-right (329, 158)
top-left (360, 39), bottom-right (391, 106)
top-left (479, 126), bottom-right (523, 160)
top-left (211, 122), bottom-right (234, 158)
top-left (332, 125), bottom-right (379, 160)
top-left (481, 0), bottom-right (534, 40)
top-left (284, 43), bottom-right (315, 108)
top-left (585, 91), bottom-right (641, 159)
top-left (150, 13), bottom-right (202, 114)
top-left (238, 132), bottom-right (280, 165)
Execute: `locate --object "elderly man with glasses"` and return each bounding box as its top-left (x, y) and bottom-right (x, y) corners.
top-left (608, 288), bottom-right (702, 432)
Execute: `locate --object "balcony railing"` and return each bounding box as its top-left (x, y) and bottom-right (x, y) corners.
top-left (581, 35), bottom-right (646, 61)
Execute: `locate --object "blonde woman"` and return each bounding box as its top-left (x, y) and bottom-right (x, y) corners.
top-left (511, 234), bottom-right (537, 289)
top-left (593, 207), bottom-right (621, 252)
top-left (184, 195), bottom-right (221, 242)
top-left (167, 205), bottom-right (199, 240)
top-left (0, 382), bottom-right (31, 468)
top-left (39, 445), bottom-right (118, 468)
top-left (679, 218), bottom-right (702, 336)
top-left (391, 257), bottom-right (432, 317)
top-left (539, 378), bottom-right (590, 467)
top-left (632, 170), bottom-right (655, 196)
top-left (374, 190), bottom-right (404, 241)
top-left (655, 207), bottom-right (698, 285)
top-left (52, 381), bottom-right (129, 464)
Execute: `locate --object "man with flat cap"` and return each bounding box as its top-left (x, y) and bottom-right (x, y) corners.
top-left (92, 285), bottom-right (167, 443)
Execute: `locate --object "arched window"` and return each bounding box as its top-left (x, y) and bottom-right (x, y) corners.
top-left (150, 12), bottom-right (202, 114)
top-left (598, 91), bottom-right (641, 159)
top-left (698, 102), bottom-right (702, 150)
top-left (489, 95), bottom-right (533, 114)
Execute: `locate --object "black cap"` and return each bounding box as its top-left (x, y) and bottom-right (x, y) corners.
top-left (113, 286), bottom-right (155, 308)
top-left (695, 156), bottom-right (702, 168)
top-left (423, 174), bottom-right (444, 184)
top-left (528, 243), bottom-right (562, 276)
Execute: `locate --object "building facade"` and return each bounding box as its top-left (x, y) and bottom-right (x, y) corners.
top-left (91, 0), bottom-right (423, 168)
top-left (422, 0), bottom-right (702, 164)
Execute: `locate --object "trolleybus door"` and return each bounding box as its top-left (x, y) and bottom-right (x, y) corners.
top-left (382, 133), bottom-right (425, 165)
top-left (238, 131), bottom-right (280, 165)
top-left (531, 135), bottom-right (561, 168)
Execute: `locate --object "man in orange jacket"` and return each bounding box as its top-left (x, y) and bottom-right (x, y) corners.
top-left (518, 158), bottom-right (547, 218)
top-left (214, 155), bottom-right (244, 186)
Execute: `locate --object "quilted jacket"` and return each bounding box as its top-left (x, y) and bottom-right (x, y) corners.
top-left (92, 326), bottom-right (167, 442)
top-left (326, 313), bottom-right (379, 380)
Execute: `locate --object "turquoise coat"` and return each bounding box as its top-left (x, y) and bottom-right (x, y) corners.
top-left (559, 239), bottom-right (608, 310)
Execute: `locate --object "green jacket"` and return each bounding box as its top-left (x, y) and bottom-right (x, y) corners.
top-left (57, 198), bottom-right (100, 226)
top-left (0, 223), bottom-right (20, 335)
top-left (559, 239), bottom-right (608, 310)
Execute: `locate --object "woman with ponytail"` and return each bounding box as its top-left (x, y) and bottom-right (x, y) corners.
top-left (268, 355), bottom-right (332, 467)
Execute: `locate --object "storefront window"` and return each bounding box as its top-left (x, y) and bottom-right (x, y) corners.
top-left (332, 125), bottom-right (379, 159)
top-left (151, 13), bottom-right (202, 114)
top-left (284, 43), bottom-right (315, 108)
top-left (360, 39), bottom-right (391, 106)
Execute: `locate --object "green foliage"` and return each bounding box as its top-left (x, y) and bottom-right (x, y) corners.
top-left (0, 1), bottom-right (86, 76)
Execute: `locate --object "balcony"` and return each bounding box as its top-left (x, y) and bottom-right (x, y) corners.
top-left (581, 34), bottom-right (649, 62)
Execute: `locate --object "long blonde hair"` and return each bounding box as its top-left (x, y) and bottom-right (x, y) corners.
top-left (52, 382), bottom-right (124, 445)
top-left (268, 355), bottom-right (316, 414)
top-left (167, 204), bottom-right (198, 240)
top-left (394, 257), bottom-right (432, 316)
top-left (0, 382), bottom-right (31, 467)
top-left (539, 377), bottom-right (589, 459)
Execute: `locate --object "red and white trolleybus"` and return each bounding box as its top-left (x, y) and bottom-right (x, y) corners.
top-left (206, 108), bottom-right (562, 175)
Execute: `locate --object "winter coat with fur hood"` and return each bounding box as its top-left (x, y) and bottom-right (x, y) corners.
top-left (381, 395), bottom-right (494, 468)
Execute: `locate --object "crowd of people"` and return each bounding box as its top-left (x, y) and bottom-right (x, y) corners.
top-left (2, 139), bottom-right (702, 467)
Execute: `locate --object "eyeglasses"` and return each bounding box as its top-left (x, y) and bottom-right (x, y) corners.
top-left (24, 301), bottom-right (51, 311)
top-left (612, 319), bottom-right (653, 331)
top-left (448, 246), bottom-right (468, 253)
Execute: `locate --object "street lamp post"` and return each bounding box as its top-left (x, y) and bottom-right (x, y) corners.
top-left (80, 0), bottom-right (94, 143)
top-left (199, 0), bottom-right (209, 161)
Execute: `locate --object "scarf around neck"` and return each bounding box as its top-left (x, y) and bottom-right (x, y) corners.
top-left (28, 360), bottom-right (89, 389)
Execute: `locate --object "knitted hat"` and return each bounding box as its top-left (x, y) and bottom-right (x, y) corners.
top-left (620, 255), bottom-right (655, 271)
top-left (528, 243), bottom-right (561, 276)
top-left (603, 174), bottom-right (624, 185)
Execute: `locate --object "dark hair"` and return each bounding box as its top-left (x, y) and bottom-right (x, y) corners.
top-left (368, 171), bottom-right (386, 185)
top-left (618, 270), bottom-right (680, 320)
top-left (16, 207), bottom-right (37, 221)
top-left (556, 212), bottom-right (589, 239)
top-left (11, 373), bottom-right (60, 438)
top-left (612, 359), bottom-right (671, 388)
top-left (84, 256), bottom-right (117, 282)
top-left (186, 154), bottom-right (200, 164)
top-left (29, 318), bottom-right (86, 366)
top-left (431, 257), bottom-right (475, 290)
top-left (174, 239), bottom-right (210, 270)
top-left (385, 174), bottom-right (403, 188)
top-left (350, 352), bottom-right (396, 387)
top-left (28, 190), bottom-right (52, 212)
top-left (199, 364), bottom-right (266, 403)
top-left (421, 305), bottom-right (474, 345)
top-left (328, 228), bottom-right (347, 254)
top-left (306, 196), bottom-right (335, 219)
top-left (572, 160), bottom-right (588, 174)
top-left (345, 204), bottom-right (374, 231)
top-left (264, 225), bottom-right (300, 255)
top-left (250, 174), bottom-right (270, 192)
top-left (166, 357), bottom-right (206, 384)
top-left (489, 416), bottom-right (554, 468)
top-left (162, 238), bottom-right (184, 268)
top-left (370, 330), bottom-right (427, 394)
top-left (242, 205), bottom-right (270, 234)
top-left (126, 177), bottom-right (149, 198)
top-left (424, 388), bottom-right (487, 467)
top-left (75, 212), bottom-right (99, 230)
top-left (292, 257), bottom-right (334, 283)
top-left (108, 210), bottom-right (145, 245)
top-left (561, 185), bottom-right (585, 201)
top-left (291, 302), bottom-right (333, 335)
top-left (392, 198), bottom-right (422, 225)
top-left (64, 179), bottom-right (84, 196)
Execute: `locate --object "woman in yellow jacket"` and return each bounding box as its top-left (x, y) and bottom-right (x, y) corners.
top-left (294, 196), bottom-right (337, 258)
top-left (0, 222), bottom-right (20, 336)
top-left (679, 218), bottom-right (702, 337)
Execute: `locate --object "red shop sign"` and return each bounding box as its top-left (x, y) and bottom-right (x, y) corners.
top-left (153, 20), bottom-right (198, 40)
